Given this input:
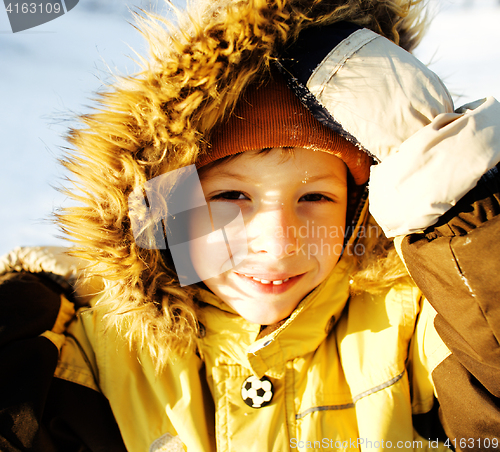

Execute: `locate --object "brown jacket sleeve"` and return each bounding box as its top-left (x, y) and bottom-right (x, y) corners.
top-left (0, 271), bottom-right (127, 452)
top-left (398, 164), bottom-right (500, 448)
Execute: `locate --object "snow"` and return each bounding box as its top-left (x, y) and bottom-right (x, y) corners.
top-left (0, 0), bottom-right (499, 256)
top-left (414, 0), bottom-right (500, 105)
top-left (0, 1), bottom-right (164, 256)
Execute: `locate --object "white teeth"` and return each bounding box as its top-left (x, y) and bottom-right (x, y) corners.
top-left (237, 273), bottom-right (293, 285)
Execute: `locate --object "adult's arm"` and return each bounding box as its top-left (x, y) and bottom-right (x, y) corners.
top-left (0, 251), bottom-right (126, 451)
top-left (397, 165), bottom-right (500, 448)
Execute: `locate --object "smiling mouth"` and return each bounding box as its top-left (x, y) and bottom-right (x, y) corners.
top-left (234, 272), bottom-right (303, 286)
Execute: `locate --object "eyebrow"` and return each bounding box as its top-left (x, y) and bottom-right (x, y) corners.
top-left (204, 170), bottom-right (346, 185)
top-left (303, 173), bottom-right (347, 185)
top-left (202, 170), bottom-right (252, 182)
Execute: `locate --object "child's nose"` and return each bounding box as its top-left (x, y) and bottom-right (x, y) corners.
top-left (247, 205), bottom-right (300, 257)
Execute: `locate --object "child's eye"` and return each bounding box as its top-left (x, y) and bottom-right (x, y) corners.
top-left (299, 193), bottom-right (334, 202)
top-left (211, 191), bottom-right (249, 201)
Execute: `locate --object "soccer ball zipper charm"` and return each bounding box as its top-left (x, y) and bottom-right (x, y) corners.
top-left (241, 375), bottom-right (274, 408)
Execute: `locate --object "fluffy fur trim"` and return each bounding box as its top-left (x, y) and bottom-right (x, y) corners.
top-left (58, 0), bottom-right (425, 369)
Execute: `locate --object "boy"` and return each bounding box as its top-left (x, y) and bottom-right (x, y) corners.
top-left (2, 0), bottom-right (500, 450)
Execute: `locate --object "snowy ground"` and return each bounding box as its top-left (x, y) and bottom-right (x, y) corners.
top-left (1, 0), bottom-right (499, 257)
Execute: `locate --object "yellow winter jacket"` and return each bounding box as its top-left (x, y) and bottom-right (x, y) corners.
top-left (55, 257), bottom-right (450, 452)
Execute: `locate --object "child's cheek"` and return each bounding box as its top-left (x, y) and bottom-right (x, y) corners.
top-left (307, 227), bottom-right (345, 275)
top-left (189, 202), bottom-right (248, 282)
top-left (295, 206), bottom-right (346, 273)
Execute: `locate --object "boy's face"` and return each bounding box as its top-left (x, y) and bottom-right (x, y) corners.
top-left (192, 148), bottom-right (348, 325)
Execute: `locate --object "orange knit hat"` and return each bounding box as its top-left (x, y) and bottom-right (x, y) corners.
top-left (198, 74), bottom-right (372, 185)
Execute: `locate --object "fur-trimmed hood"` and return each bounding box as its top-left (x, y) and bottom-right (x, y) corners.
top-left (59, 0), bottom-right (426, 366)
